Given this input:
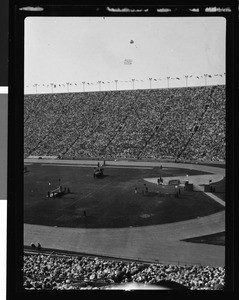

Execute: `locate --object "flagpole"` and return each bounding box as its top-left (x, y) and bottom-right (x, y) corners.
top-left (82, 82), bottom-right (85, 92)
top-left (50, 83), bottom-right (54, 94)
top-left (66, 82), bottom-right (70, 93)
top-left (115, 80), bottom-right (118, 91)
top-left (149, 78), bottom-right (152, 89)
top-left (204, 74), bottom-right (208, 87)
top-left (132, 79), bottom-right (135, 90)
top-left (98, 81), bottom-right (101, 91)
top-left (167, 77), bottom-right (170, 88)
top-left (185, 75), bottom-right (188, 87)
top-left (33, 84), bottom-right (38, 94)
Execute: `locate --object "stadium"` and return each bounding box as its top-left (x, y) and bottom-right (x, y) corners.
top-left (23, 85), bottom-right (226, 290)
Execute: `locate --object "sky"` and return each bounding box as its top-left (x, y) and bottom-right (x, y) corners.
top-left (24, 16), bottom-right (226, 94)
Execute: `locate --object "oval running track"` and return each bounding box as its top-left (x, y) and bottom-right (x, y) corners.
top-left (24, 159), bottom-right (225, 267)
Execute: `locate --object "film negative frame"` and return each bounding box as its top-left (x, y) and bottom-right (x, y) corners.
top-left (8, 0), bottom-right (237, 298)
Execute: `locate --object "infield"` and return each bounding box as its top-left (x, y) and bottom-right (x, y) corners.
top-left (24, 162), bottom-right (224, 229)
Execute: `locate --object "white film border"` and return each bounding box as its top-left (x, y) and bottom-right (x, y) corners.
top-left (0, 86), bottom-right (7, 300)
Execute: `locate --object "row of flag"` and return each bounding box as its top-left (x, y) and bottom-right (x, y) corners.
top-left (26, 73), bottom-right (225, 88)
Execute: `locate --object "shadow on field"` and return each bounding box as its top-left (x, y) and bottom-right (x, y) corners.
top-left (182, 232), bottom-right (225, 246)
top-left (95, 175), bottom-right (109, 179)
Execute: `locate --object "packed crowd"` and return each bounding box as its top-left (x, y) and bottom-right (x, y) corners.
top-left (24, 85), bottom-right (225, 162)
top-left (23, 253), bottom-right (225, 290)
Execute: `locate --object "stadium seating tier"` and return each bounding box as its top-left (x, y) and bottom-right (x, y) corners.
top-left (24, 86), bottom-right (225, 162)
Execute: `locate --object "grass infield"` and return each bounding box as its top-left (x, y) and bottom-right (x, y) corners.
top-left (24, 163), bottom-right (225, 229)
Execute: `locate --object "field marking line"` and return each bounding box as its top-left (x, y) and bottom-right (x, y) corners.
top-left (204, 193), bottom-right (225, 207)
top-left (40, 163), bottom-right (152, 169)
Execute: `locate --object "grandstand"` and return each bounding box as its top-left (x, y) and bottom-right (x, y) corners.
top-left (24, 85), bottom-right (225, 162)
top-left (23, 251), bottom-right (225, 290)
top-left (24, 85), bottom-right (226, 290)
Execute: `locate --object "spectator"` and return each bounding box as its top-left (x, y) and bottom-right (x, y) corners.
top-left (23, 253), bottom-right (225, 290)
top-left (24, 85), bottom-right (225, 162)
